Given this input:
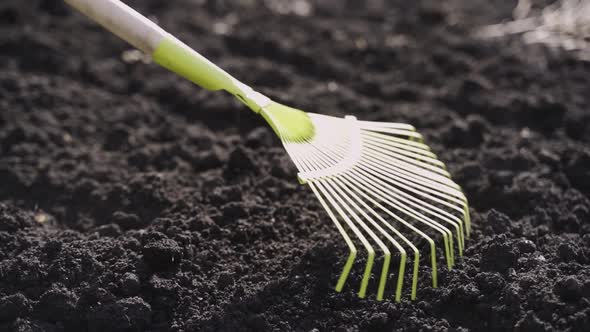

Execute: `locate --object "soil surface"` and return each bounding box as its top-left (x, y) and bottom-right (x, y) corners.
top-left (1, 0), bottom-right (590, 331)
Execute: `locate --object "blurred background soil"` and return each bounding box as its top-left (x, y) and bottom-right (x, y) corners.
top-left (0, 0), bottom-right (589, 331)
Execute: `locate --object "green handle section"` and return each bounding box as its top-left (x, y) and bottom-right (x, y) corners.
top-left (152, 37), bottom-right (237, 93)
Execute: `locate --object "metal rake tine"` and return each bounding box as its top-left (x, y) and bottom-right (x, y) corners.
top-left (305, 125), bottom-right (465, 266)
top-left (360, 147), bottom-right (468, 218)
top-left (310, 137), bottom-right (463, 269)
top-left (362, 134), bottom-right (442, 166)
top-left (333, 176), bottom-right (412, 302)
top-left (296, 127), bottom-right (454, 272)
top-left (282, 129), bottom-right (343, 172)
top-left (364, 140), bottom-right (450, 177)
top-left (342, 173), bottom-right (440, 288)
top-left (356, 155), bottom-right (466, 254)
top-left (362, 145), bottom-right (461, 191)
top-left (362, 131), bottom-right (434, 156)
top-left (300, 127), bottom-right (458, 197)
top-left (276, 117), bottom-right (372, 292)
top-left (291, 135), bottom-right (386, 298)
top-left (309, 113), bottom-right (417, 133)
top-left (360, 152), bottom-right (470, 237)
top-left (366, 136), bottom-right (447, 169)
top-left (356, 119), bottom-right (417, 131)
top-left (308, 182), bottom-right (357, 292)
top-left (275, 114), bottom-right (471, 298)
top-left (339, 141), bottom-right (465, 195)
top-left (362, 130), bottom-right (432, 151)
top-left (331, 176), bottom-right (428, 302)
top-left (284, 128), bottom-right (381, 298)
top-left (349, 168), bottom-right (456, 270)
top-left (363, 148), bottom-right (465, 199)
top-left (322, 178), bottom-right (391, 300)
top-left (289, 132), bottom-right (406, 299)
top-left (315, 180), bottom-right (376, 298)
top-left (284, 132), bottom-right (371, 296)
top-left (360, 140), bottom-right (451, 179)
top-left (308, 139), bottom-right (457, 269)
top-left (358, 152), bottom-right (463, 254)
top-left (342, 133), bottom-right (466, 256)
top-left (360, 147), bottom-right (467, 204)
top-left (358, 132), bottom-right (466, 199)
top-left (337, 175), bottom-right (421, 300)
top-left (353, 165), bottom-right (464, 258)
top-left (355, 121), bottom-right (424, 142)
top-left (296, 139), bottom-right (426, 301)
top-left (362, 152), bottom-right (468, 226)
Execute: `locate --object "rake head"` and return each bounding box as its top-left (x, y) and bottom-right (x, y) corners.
top-left (260, 102), bottom-right (471, 302)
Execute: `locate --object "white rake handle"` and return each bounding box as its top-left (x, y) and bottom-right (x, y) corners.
top-left (64, 0), bottom-right (270, 112)
top-left (65, 0), bottom-right (166, 53)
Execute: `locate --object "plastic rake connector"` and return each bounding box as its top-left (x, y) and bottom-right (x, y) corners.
top-left (264, 110), bottom-right (471, 302)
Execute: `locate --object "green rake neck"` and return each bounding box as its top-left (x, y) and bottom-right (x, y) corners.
top-left (152, 31), bottom-right (317, 142)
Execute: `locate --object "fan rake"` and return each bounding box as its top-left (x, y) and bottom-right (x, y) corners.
top-left (267, 110), bottom-right (471, 301)
top-left (65, 0), bottom-right (471, 302)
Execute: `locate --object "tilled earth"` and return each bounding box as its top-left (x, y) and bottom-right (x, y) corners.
top-left (1, 0), bottom-right (590, 331)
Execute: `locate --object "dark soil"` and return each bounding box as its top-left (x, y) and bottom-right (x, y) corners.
top-left (1, 0), bottom-right (590, 331)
